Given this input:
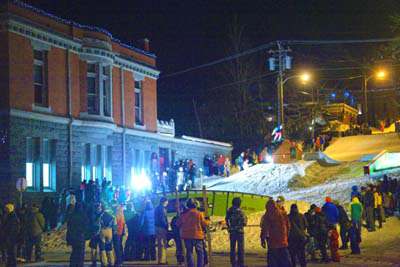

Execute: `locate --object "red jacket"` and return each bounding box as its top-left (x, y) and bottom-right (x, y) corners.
top-left (177, 208), bottom-right (209, 240)
top-left (260, 200), bottom-right (290, 249)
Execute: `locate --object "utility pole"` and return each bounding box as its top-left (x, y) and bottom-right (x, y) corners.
top-left (268, 42), bottom-right (292, 133)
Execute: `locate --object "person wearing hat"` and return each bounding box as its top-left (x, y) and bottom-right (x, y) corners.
top-left (276, 196), bottom-right (286, 212)
top-left (288, 204), bottom-right (308, 267)
top-left (322, 197), bottom-right (339, 225)
top-left (26, 203), bottom-right (45, 263)
top-left (314, 207), bottom-right (329, 263)
top-left (155, 197), bottom-right (169, 265)
top-left (226, 197), bottom-right (248, 267)
top-left (4, 203), bottom-right (20, 267)
top-left (177, 198), bottom-right (210, 267)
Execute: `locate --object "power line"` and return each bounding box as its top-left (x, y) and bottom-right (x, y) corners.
top-left (160, 38), bottom-right (400, 79)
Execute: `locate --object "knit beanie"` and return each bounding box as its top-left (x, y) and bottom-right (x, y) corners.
top-left (5, 203), bottom-right (14, 213)
top-left (315, 207), bottom-right (322, 213)
top-left (326, 196), bottom-right (332, 203)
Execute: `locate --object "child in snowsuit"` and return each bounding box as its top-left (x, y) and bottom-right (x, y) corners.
top-left (328, 224), bottom-right (340, 262)
top-left (348, 222), bottom-right (361, 254)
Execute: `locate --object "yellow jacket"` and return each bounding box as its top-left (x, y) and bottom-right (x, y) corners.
top-left (374, 192), bottom-right (382, 208)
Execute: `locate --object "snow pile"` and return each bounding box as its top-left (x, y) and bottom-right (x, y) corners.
top-left (42, 224), bottom-right (69, 251)
top-left (202, 162), bottom-right (314, 195)
top-left (324, 133), bottom-right (400, 161)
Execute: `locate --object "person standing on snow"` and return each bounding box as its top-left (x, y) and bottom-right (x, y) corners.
top-left (333, 200), bottom-right (350, 250)
top-left (66, 202), bottom-right (89, 267)
top-left (322, 197), bottom-right (339, 226)
top-left (224, 157), bottom-right (231, 177)
top-left (349, 196), bottom-right (363, 236)
top-left (327, 224), bottom-right (340, 262)
top-left (140, 200), bottom-right (156, 261)
top-left (155, 197), bottom-right (169, 265)
top-left (260, 199), bottom-right (292, 267)
top-left (113, 205), bottom-right (125, 267)
top-left (373, 186), bottom-right (383, 229)
top-left (314, 207), bottom-right (330, 263)
top-left (226, 197), bottom-right (248, 267)
top-left (177, 198), bottom-right (210, 267)
top-left (4, 203), bottom-right (20, 267)
top-left (26, 204), bottom-right (45, 263)
top-left (364, 185), bottom-right (375, 232)
top-left (288, 204), bottom-right (308, 267)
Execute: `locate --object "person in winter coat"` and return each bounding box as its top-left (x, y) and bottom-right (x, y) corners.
top-left (16, 204), bottom-right (28, 262)
top-left (88, 202), bottom-right (103, 267)
top-left (225, 197), bottom-right (248, 267)
top-left (350, 185), bottom-right (361, 202)
top-left (383, 192), bottom-right (394, 216)
top-left (140, 200), bottom-right (156, 261)
top-left (99, 209), bottom-right (116, 266)
top-left (26, 204), bottom-right (45, 263)
top-left (333, 200), bottom-right (350, 250)
top-left (314, 207), bottom-right (329, 263)
top-left (113, 205), bottom-right (125, 267)
top-left (373, 187), bottom-right (383, 228)
top-left (170, 212), bottom-right (184, 265)
top-left (177, 198), bottom-right (210, 267)
top-left (288, 204), bottom-right (308, 267)
top-left (304, 204), bottom-right (317, 261)
top-left (155, 197), bottom-right (169, 265)
top-left (216, 155), bottom-right (225, 176)
top-left (4, 203), bottom-right (20, 267)
top-left (349, 197), bottom-right (363, 235)
top-left (66, 202), bottom-right (88, 267)
top-left (322, 196), bottom-right (339, 225)
top-left (364, 185), bottom-right (375, 231)
top-left (224, 157), bottom-right (231, 177)
top-left (328, 224), bottom-right (340, 262)
top-left (260, 199), bottom-right (292, 267)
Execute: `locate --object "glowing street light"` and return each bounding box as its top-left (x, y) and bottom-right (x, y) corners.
top-left (363, 69), bottom-right (387, 124)
top-left (301, 73), bottom-right (310, 82)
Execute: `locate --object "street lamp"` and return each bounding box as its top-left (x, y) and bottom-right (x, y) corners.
top-left (363, 70), bottom-right (386, 125)
top-left (279, 73), bottom-right (310, 133)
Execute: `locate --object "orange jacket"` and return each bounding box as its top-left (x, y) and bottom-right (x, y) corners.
top-left (260, 200), bottom-right (290, 249)
top-left (177, 208), bottom-right (209, 240)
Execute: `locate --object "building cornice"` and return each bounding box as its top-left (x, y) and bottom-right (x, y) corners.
top-left (9, 109), bottom-right (233, 150)
top-left (4, 16), bottom-right (160, 79)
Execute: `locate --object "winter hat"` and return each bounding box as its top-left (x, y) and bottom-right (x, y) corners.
top-left (326, 196), bottom-right (332, 203)
top-left (360, 186), bottom-right (366, 191)
top-left (310, 204), bottom-right (317, 210)
top-left (186, 198), bottom-right (197, 209)
top-left (277, 195), bottom-right (285, 203)
top-left (315, 207), bottom-right (322, 213)
top-left (159, 197), bottom-right (168, 205)
top-left (333, 200), bottom-right (339, 206)
top-left (5, 203), bottom-right (14, 213)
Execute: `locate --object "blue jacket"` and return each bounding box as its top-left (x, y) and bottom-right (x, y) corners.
top-left (140, 201), bottom-right (155, 236)
top-left (322, 202), bottom-right (340, 224)
top-left (350, 185), bottom-right (361, 202)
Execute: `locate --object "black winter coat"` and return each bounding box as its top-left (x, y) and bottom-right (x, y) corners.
top-left (314, 212), bottom-right (329, 240)
top-left (4, 212), bottom-right (20, 246)
top-left (337, 205), bottom-right (350, 226)
top-left (365, 190), bottom-right (375, 208)
top-left (154, 205), bottom-right (168, 230)
top-left (288, 212), bottom-right (308, 242)
top-left (66, 210), bottom-right (89, 245)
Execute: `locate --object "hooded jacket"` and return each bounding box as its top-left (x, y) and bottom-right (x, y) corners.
top-left (349, 197), bottom-right (363, 221)
top-left (350, 185), bottom-right (361, 202)
top-left (177, 208), bottom-right (209, 240)
top-left (288, 205), bottom-right (308, 242)
top-left (27, 207), bottom-right (45, 237)
top-left (140, 201), bottom-right (156, 236)
top-left (260, 200), bottom-right (290, 249)
top-left (322, 201), bottom-right (339, 224)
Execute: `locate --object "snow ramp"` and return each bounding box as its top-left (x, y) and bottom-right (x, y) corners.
top-left (304, 152), bottom-right (341, 164)
top-left (324, 133), bottom-right (400, 161)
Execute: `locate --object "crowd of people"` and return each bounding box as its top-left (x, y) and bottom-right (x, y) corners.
top-left (0, 174), bottom-right (399, 267)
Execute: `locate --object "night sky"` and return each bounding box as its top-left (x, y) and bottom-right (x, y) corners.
top-left (22, 0), bottom-right (400, 141)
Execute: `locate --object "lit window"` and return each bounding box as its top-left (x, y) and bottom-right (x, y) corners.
top-left (43, 163), bottom-right (49, 187)
top-left (26, 163), bottom-right (33, 187)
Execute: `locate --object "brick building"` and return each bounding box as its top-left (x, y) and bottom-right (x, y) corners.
top-left (0, 0), bottom-right (232, 202)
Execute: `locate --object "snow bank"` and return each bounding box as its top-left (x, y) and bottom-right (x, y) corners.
top-left (202, 162), bottom-right (314, 195)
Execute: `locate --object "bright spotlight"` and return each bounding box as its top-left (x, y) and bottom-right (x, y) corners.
top-left (131, 168), bottom-right (152, 191)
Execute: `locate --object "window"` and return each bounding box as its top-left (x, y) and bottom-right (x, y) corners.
top-left (81, 143), bottom-right (112, 181)
top-left (87, 63), bottom-right (112, 117)
top-left (135, 80), bottom-right (143, 125)
top-left (26, 137), bottom-right (56, 191)
top-left (34, 50), bottom-right (48, 106)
